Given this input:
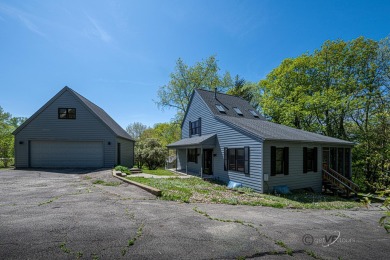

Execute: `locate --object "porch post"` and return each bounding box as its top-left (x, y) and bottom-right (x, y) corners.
top-left (186, 148), bottom-right (188, 174)
top-left (176, 149), bottom-right (178, 171)
top-left (200, 145), bottom-right (203, 178)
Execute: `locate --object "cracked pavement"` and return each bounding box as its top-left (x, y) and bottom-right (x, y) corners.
top-left (0, 169), bottom-right (389, 259)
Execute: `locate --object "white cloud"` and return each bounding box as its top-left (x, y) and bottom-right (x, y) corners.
top-left (0, 3), bottom-right (46, 37)
top-left (86, 15), bottom-right (112, 43)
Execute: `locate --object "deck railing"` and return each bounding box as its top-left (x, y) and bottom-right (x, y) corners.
top-left (322, 168), bottom-right (359, 195)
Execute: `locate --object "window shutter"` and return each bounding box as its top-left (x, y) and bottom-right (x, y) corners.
top-left (244, 146), bottom-right (250, 174)
top-left (313, 147), bottom-right (318, 172)
top-left (189, 121), bottom-right (192, 137)
top-left (195, 149), bottom-right (198, 164)
top-left (271, 146), bottom-right (276, 176)
top-left (224, 147), bottom-right (228, 171)
top-left (303, 147), bottom-right (308, 173)
top-left (283, 147), bottom-right (289, 175)
top-left (198, 118), bottom-right (201, 136)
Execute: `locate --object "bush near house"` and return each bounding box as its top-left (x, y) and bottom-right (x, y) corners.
top-left (114, 165), bottom-right (131, 174)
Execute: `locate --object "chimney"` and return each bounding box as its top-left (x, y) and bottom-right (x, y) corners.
top-left (214, 87), bottom-right (217, 99)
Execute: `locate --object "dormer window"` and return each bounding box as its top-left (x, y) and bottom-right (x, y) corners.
top-left (233, 107), bottom-right (243, 116)
top-left (58, 108), bottom-right (76, 119)
top-left (249, 110), bottom-right (259, 118)
top-left (216, 104), bottom-right (226, 113)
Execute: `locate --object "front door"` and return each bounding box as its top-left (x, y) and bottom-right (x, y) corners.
top-left (203, 149), bottom-right (213, 175)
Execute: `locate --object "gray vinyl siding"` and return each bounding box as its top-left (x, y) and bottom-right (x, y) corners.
top-left (117, 137), bottom-right (135, 168)
top-left (177, 149), bottom-right (185, 170)
top-left (14, 91), bottom-right (116, 168)
top-left (263, 141), bottom-right (323, 193)
top-left (180, 92), bottom-right (264, 192)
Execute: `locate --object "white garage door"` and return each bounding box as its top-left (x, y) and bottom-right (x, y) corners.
top-left (30, 141), bottom-right (104, 168)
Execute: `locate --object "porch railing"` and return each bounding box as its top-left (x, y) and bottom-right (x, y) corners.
top-left (322, 168), bottom-right (359, 195)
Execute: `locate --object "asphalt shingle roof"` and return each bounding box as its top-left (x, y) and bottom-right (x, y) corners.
top-left (69, 87), bottom-right (134, 141)
top-left (216, 115), bottom-right (353, 144)
top-left (13, 86), bottom-right (134, 141)
top-left (194, 89), bottom-right (352, 145)
top-left (167, 134), bottom-right (216, 148)
top-left (195, 89), bottom-right (266, 120)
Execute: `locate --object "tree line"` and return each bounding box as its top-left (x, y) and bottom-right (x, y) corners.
top-left (0, 107), bottom-right (26, 167)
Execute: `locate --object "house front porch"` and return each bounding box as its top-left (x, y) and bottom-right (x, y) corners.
top-left (167, 134), bottom-right (216, 179)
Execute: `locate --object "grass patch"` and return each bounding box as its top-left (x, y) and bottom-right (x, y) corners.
top-left (93, 179), bottom-right (121, 186)
top-left (39, 196), bottom-right (61, 206)
top-left (275, 240), bottom-right (293, 256)
top-left (59, 242), bottom-right (71, 254)
top-left (141, 167), bottom-right (177, 176)
top-left (115, 165), bottom-right (131, 174)
top-left (126, 177), bottom-right (362, 209)
top-left (122, 223), bottom-right (145, 256)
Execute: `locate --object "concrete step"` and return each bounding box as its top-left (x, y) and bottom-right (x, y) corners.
top-left (130, 168), bottom-right (142, 174)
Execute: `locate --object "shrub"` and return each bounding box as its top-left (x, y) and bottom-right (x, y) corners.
top-left (114, 165), bottom-right (130, 174)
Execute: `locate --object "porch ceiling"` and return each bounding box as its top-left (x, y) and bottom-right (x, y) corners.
top-left (167, 134), bottom-right (216, 148)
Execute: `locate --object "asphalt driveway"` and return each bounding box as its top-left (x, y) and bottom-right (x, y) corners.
top-left (0, 169), bottom-right (388, 260)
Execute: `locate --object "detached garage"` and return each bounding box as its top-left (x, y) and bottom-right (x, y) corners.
top-left (13, 86), bottom-right (135, 168)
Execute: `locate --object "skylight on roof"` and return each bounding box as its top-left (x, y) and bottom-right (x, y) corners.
top-left (216, 104), bottom-right (226, 113)
top-left (249, 110), bottom-right (259, 118)
top-left (233, 107), bottom-right (243, 116)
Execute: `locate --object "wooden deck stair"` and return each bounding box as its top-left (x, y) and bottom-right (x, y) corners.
top-left (322, 168), bottom-right (359, 197)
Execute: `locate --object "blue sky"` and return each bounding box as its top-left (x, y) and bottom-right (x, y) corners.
top-left (1, 0), bottom-right (389, 128)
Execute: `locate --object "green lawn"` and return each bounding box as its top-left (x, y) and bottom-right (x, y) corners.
top-left (126, 177), bottom-right (362, 209)
top-left (141, 167), bottom-right (178, 176)
top-left (0, 167), bottom-right (13, 171)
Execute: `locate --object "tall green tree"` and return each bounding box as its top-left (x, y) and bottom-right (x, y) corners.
top-left (133, 122), bottom-right (180, 168)
top-left (258, 36), bottom-right (390, 192)
top-left (156, 55), bottom-right (233, 122)
top-left (226, 75), bottom-right (260, 108)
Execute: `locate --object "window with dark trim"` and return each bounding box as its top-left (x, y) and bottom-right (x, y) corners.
top-left (189, 118), bottom-right (201, 137)
top-left (58, 108), bottom-right (76, 119)
top-left (187, 149), bottom-right (198, 163)
top-left (271, 146), bottom-right (289, 176)
top-left (303, 147), bottom-right (318, 173)
top-left (224, 147), bottom-right (249, 174)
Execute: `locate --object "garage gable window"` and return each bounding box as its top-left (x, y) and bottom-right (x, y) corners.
top-left (58, 108), bottom-right (76, 119)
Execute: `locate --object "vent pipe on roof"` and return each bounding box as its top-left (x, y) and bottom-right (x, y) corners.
top-left (214, 87), bottom-right (217, 99)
